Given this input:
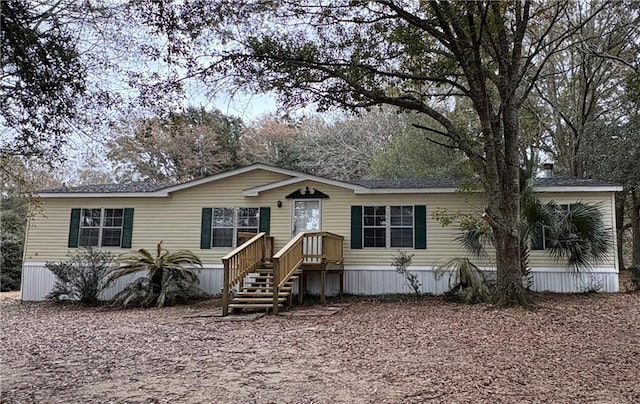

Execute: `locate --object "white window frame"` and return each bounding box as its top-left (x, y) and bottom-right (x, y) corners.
top-left (390, 205), bottom-right (414, 248)
top-left (362, 205), bottom-right (414, 248)
top-left (363, 205), bottom-right (387, 248)
top-left (79, 208), bottom-right (124, 247)
top-left (211, 207), bottom-right (260, 248)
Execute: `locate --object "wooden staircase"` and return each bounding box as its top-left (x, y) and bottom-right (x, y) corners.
top-left (221, 231), bottom-right (344, 316)
top-left (227, 266), bottom-right (301, 312)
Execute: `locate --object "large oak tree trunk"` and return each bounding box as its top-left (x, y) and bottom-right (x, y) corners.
top-left (615, 193), bottom-right (626, 270)
top-left (632, 191), bottom-right (640, 267)
top-left (481, 99), bottom-right (532, 307)
top-left (487, 173), bottom-right (532, 307)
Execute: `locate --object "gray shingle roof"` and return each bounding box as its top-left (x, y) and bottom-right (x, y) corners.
top-left (348, 178), bottom-right (459, 189)
top-left (533, 177), bottom-right (618, 187)
top-left (350, 176), bottom-right (619, 189)
top-left (39, 174), bottom-right (620, 194)
top-left (39, 181), bottom-right (169, 193)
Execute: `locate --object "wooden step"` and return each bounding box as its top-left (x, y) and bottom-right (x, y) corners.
top-left (244, 280), bottom-right (273, 286)
top-left (238, 286), bottom-right (273, 292)
top-left (231, 297), bottom-right (287, 303)
top-left (236, 291), bottom-right (289, 297)
top-left (250, 275), bottom-right (273, 281)
top-left (228, 303), bottom-right (283, 309)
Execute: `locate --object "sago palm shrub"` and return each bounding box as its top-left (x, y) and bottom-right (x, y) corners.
top-left (109, 241), bottom-right (206, 308)
top-left (434, 257), bottom-right (492, 303)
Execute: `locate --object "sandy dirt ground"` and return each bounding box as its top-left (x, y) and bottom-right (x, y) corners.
top-left (1, 290), bottom-right (639, 404)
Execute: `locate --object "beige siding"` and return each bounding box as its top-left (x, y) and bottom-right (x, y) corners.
top-left (257, 181), bottom-right (482, 266)
top-left (24, 170), bottom-right (291, 262)
top-left (24, 172), bottom-right (617, 272)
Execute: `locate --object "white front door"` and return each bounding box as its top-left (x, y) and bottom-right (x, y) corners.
top-left (292, 200), bottom-right (321, 236)
top-left (293, 200), bottom-right (322, 263)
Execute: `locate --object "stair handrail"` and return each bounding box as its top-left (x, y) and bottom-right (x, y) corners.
top-left (221, 232), bottom-right (268, 316)
top-left (271, 231), bottom-right (306, 313)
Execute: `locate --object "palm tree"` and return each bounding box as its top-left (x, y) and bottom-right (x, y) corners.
top-left (459, 168), bottom-right (612, 284)
top-left (109, 241), bottom-right (204, 307)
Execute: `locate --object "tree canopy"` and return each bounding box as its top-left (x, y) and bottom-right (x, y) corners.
top-left (108, 107), bottom-right (243, 182)
top-left (1, 0), bottom-right (85, 165)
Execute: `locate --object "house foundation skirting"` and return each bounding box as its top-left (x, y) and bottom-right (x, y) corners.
top-left (20, 263), bottom-right (618, 301)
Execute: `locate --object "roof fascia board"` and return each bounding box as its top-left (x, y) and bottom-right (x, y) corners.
top-left (159, 163), bottom-right (297, 194)
top-left (37, 164), bottom-right (299, 198)
top-left (354, 185), bottom-right (622, 194)
top-left (36, 192), bottom-right (170, 198)
top-left (243, 177), bottom-right (306, 196)
top-left (353, 187), bottom-right (460, 194)
top-left (243, 173), bottom-right (370, 196)
top-left (535, 185), bottom-right (623, 193)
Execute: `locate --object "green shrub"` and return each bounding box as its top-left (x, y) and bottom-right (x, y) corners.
top-left (46, 247), bottom-right (114, 305)
top-left (1, 235), bottom-right (23, 291)
top-left (391, 250), bottom-right (421, 295)
top-left (630, 265), bottom-right (640, 291)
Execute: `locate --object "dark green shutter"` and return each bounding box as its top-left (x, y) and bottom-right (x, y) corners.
top-left (531, 223), bottom-right (544, 250)
top-left (121, 208), bottom-right (134, 248)
top-left (350, 206), bottom-right (363, 249)
top-left (68, 208), bottom-right (81, 248)
top-left (414, 205), bottom-right (427, 249)
top-left (200, 208), bottom-right (212, 249)
top-left (259, 207), bottom-right (271, 234)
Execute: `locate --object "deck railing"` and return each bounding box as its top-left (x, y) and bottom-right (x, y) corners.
top-left (303, 231), bottom-right (344, 264)
top-left (221, 232), bottom-right (272, 316)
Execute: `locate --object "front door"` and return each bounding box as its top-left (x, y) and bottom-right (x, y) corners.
top-left (292, 200), bottom-right (322, 263)
top-left (292, 200), bottom-right (321, 236)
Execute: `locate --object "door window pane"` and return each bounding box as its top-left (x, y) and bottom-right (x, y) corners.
top-left (293, 200), bottom-right (321, 235)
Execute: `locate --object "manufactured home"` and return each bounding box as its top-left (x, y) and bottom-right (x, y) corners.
top-left (21, 164), bottom-right (622, 312)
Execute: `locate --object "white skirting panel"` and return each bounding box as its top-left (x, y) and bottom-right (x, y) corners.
top-left (20, 263), bottom-right (619, 301)
top-left (21, 265), bottom-right (57, 301)
top-left (529, 270), bottom-right (619, 293)
top-left (306, 266), bottom-right (619, 296)
top-left (342, 268), bottom-right (452, 295)
top-left (20, 263), bottom-right (224, 302)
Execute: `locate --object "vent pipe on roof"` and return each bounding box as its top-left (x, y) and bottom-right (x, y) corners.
top-left (542, 163), bottom-right (554, 178)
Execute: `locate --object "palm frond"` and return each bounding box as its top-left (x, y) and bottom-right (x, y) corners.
top-left (544, 202), bottom-right (612, 271)
top-left (108, 241), bottom-right (207, 308)
top-left (434, 258), bottom-right (492, 303)
top-left (456, 228), bottom-right (492, 258)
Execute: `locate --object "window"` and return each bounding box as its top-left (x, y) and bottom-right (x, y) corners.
top-left (390, 206), bottom-right (414, 247)
top-left (361, 205), bottom-right (415, 248)
top-left (212, 208), bottom-right (234, 247)
top-left (532, 204), bottom-right (574, 250)
top-left (363, 206), bottom-right (386, 247)
top-left (79, 208), bottom-right (124, 247)
top-left (201, 207), bottom-right (269, 250)
top-left (211, 207), bottom-right (260, 248)
top-left (237, 207), bottom-right (260, 234)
